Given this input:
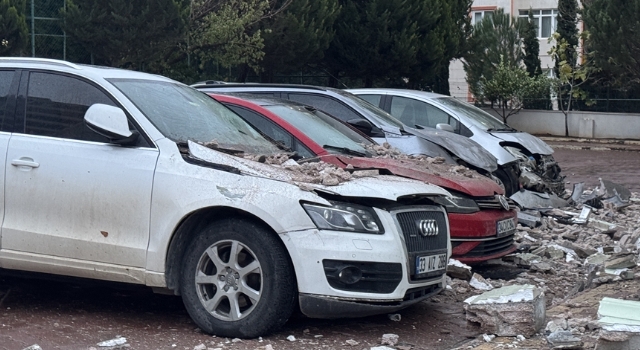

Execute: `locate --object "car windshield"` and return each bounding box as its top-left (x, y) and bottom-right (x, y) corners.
top-left (264, 105), bottom-right (372, 156)
top-left (333, 89), bottom-right (405, 129)
top-left (109, 79), bottom-right (280, 154)
top-left (434, 97), bottom-right (507, 130)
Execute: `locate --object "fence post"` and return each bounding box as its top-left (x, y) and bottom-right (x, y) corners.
top-left (31, 0), bottom-right (35, 57)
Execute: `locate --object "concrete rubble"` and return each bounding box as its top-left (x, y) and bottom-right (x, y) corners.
top-left (380, 333), bottom-right (399, 346)
top-left (595, 297), bottom-right (640, 350)
top-left (444, 180), bottom-right (640, 349)
top-left (464, 284), bottom-right (546, 337)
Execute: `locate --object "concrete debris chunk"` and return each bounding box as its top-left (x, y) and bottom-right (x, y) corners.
top-left (345, 339), bottom-right (359, 346)
top-left (597, 297), bottom-right (640, 350)
top-left (286, 335), bottom-right (296, 341)
top-left (482, 334), bottom-right (496, 342)
top-left (514, 253), bottom-right (541, 267)
top-left (387, 313), bottom-right (401, 322)
top-left (381, 333), bottom-right (399, 346)
top-left (370, 347), bottom-right (395, 350)
top-left (585, 253), bottom-right (610, 266)
top-left (604, 253), bottom-right (637, 269)
top-left (22, 346), bottom-right (43, 350)
top-left (193, 344), bottom-right (206, 350)
top-left (518, 211), bottom-right (541, 228)
top-left (546, 330), bottom-right (584, 349)
top-left (97, 337), bottom-right (127, 347)
top-left (469, 273), bottom-right (493, 290)
top-left (464, 285), bottom-right (546, 337)
top-left (447, 259), bottom-right (472, 280)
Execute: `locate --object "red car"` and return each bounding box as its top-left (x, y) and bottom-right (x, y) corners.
top-left (209, 93), bottom-right (518, 264)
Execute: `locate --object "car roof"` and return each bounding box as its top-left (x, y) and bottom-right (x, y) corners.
top-left (347, 88), bottom-right (447, 100)
top-left (192, 82), bottom-right (343, 93)
top-left (0, 57), bottom-right (174, 82)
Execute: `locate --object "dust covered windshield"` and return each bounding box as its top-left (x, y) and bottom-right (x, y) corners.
top-left (109, 79), bottom-right (280, 154)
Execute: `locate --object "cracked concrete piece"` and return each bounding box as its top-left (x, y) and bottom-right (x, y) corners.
top-left (381, 334), bottom-right (399, 346)
top-left (604, 253), bottom-right (637, 269)
top-left (598, 297), bottom-right (640, 332)
top-left (447, 259), bottom-right (472, 280)
top-left (469, 273), bottom-right (493, 291)
top-left (546, 330), bottom-right (583, 349)
top-left (585, 253), bottom-right (610, 266)
top-left (464, 285), bottom-right (546, 337)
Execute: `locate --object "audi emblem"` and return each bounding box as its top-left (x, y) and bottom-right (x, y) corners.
top-left (418, 219), bottom-right (439, 237)
top-left (497, 195), bottom-right (510, 211)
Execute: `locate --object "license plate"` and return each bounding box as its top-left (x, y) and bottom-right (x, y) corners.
top-left (416, 253), bottom-right (447, 274)
top-left (497, 217), bottom-right (516, 236)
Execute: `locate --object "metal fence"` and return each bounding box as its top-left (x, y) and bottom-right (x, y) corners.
top-left (27, 0), bottom-right (67, 59)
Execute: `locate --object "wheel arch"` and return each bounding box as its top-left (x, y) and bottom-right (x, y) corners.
top-left (164, 206), bottom-right (291, 295)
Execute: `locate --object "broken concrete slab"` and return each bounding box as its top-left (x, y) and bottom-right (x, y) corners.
top-left (585, 253), bottom-right (611, 266)
top-left (464, 285), bottom-right (546, 337)
top-left (596, 330), bottom-right (640, 350)
top-left (604, 253), bottom-right (637, 270)
top-left (596, 298), bottom-right (640, 350)
top-left (546, 330), bottom-right (584, 349)
top-left (545, 246), bottom-right (566, 260)
top-left (589, 219), bottom-right (618, 235)
top-left (381, 334), bottom-right (399, 346)
top-left (447, 259), bottom-right (472, 280)
top-left (514, 253), bottom-right (542, 267)
top-left (518, 211), bottom-right (542, 228)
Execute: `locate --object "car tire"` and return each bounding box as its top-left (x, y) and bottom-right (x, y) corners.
top-left (494, 167), bottom-right (518, 197)
top-left (179, 218), bottom-right (296, 338)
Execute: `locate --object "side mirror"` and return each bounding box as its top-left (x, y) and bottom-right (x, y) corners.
top-left (347, 118), bottom-right (374, 134)
top-left (85, 104), bottom-right (138, 145)
top-left (436, 123), bottom-right (455, 133)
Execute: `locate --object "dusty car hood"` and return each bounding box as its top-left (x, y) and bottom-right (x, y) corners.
top-left (323, 155), bottom-right (503, 197)
top-left (405, 127), bottom-right (498, 173)
top-left (489, 132), bottom-right (554, 155)
top-left (187, 141), bottom-right (450, 201)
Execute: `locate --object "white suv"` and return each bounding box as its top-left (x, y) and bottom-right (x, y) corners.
top-left (0, 58), bottom-right (451, 338)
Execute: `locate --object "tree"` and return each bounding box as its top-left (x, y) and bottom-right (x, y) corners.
top-left (521, 9), bottom-right (542, 77)
top-left (548, 32), bottom-right (598, 136)
top-left (0, 0), bottom-right (28, 56)
top-left (62, 0), bottom-right (187, 70)
top-left (257, 0), bottom-right (340, 82)
top-left (476, 57), bottom-right (551, 123)
top-left (463, 9), bottom-right (524, 100)
top-left (554, 0), bottom-right (579, 78)
top-left (582, 0), bottom-right (640, 88)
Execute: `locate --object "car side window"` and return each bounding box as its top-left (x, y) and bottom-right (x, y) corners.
top-left (0, 70), bottom-right (15, 132)
top-left (25, 72), bottom-right (118, 142)
top-left (357, 94), bottom-right (382, 107)
top-left (389, 96), bottom-right (429, 128)
top-left (227, 105), bottom-right (294, 150)
top-left (293, 140), bottom-right (314, 159)
top-left (287, 94), bottom-right (362, 122)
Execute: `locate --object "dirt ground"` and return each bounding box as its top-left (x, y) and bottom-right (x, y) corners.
top-left (1, 146), bottom-right (639, 350)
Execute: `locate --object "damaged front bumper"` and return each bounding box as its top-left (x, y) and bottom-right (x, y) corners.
top-left (279, 206), bottom-right (449, 318)
top-left (506, 147), bottom-right (565, 195)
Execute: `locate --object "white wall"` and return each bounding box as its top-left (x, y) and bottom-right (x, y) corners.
top-left (481, 109), bottom-right (640, 140)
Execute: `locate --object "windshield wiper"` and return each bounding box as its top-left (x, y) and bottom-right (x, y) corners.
top-left (323, 145), bottom-right (367, 157)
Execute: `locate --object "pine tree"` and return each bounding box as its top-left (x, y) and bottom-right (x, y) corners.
top-left (521, 10), bottom-right (542, 77)
top-left (258, 0), bottom-right (339, 82)
top-left (0, 0), bottom-right (28, 56)
top-left (583, 0), bottom-right (640, 88)
top-left (554, 0), bottom-right (579, 77)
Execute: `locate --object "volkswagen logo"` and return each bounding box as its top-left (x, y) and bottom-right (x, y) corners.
top-left (497, 195), bottom-right (510, 211)
top-left (418, 219), bottom-right (439, 237)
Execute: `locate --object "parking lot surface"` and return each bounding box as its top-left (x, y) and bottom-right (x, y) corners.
top-left (1, 146), bottom-right (639, 350)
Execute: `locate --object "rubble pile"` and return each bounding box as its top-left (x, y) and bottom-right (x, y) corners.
top-left (443, 180), bottom-right (640, 349)
top-left (363, 142), bottom-right (482, 179)
top-left (283, 160), bottom-right (353, 186)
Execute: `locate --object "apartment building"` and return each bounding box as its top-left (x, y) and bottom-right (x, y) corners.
top-left (449, 0), bottom-right (564, 100)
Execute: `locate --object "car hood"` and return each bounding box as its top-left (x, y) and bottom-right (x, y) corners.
top-left (489, 131), bottom-right (554, 155)
top-left (322, 155), bottom-right (503, 197)
top-left (187, 141), bottom-right (450, 201)
top-left (405, 127), bottom-right (498, 172)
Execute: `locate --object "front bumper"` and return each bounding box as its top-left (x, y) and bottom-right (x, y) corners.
top-left (449, 209), bottom-right (517, 264)
top-left (278, 206), bottom-right (449, 317)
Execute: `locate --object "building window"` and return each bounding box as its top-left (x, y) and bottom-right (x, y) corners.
top-left (472, 10), bottom-right (494, 25)
top-left (519, 9), bottom-right (558, 38)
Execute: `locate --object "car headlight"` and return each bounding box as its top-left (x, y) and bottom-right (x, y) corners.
top-left (431, 193), bottom-right (479, 214)
top-left (503, 146), bottom-right (536, 168)
top-left (302, 201), bottom-right (384, 234)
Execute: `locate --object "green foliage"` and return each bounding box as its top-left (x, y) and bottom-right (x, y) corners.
top-left (0, 0), bottom-right (28, 56)
top-left (62, 0), bottom-right (187, 70)
top-left (555, 0), bottom-right (579, 76)
top-left (548, 32), bottom-right (598, 134)
top-left (521, 9), bottom-right (542, 77)
top-left (476, 57), bottom-right (551, 123)
top-left (582, 0), bottom-right (640, 88)
top-left (257, 0), bottom-right (339, 82)
top-left (463, 9), bottom-right (524, 99)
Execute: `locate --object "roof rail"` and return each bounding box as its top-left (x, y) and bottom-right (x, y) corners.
top-left (0, 57), bottom-right (82, 70)
top-left (191, 82), bottom-right (328, 91)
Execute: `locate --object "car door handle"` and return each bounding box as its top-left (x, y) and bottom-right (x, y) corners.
top-left (11, 158), bottom-right (40, 168)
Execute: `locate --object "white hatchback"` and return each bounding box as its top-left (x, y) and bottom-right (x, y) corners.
top-left (0, 58), bottom-right (451, 338)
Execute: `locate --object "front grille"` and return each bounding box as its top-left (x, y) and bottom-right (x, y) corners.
top-left (454, 233), bottom-right (516, 257)
top-left (323, 260), bottom-right (403, 294)
top-left (476, 196), bottom-right (517, 210)
top-left (395, 210), bottom-right (448, 253)
top-left (403, 284), bottom-right (442, 301)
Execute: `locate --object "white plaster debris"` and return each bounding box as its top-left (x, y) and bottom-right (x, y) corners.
top-left (464, 285), bottom-right (538, 305)
top-left (469, 273), bottom-right (493, 291)
top-left (286, 335), bottom-right (296, 341)
top-left (482, 334), bottom-right (496, 342)
top-left (598, 297), bottom-right (640, 332)
top-left (22, 346), bottom-right (42, 350)
top-left (516, 335), bottom-right (526, 341)
top-left (193, 344), bottom-right (206, 350)
top-left (381, 333), bottom-right (399, 346)
top-left (97, 337), bottom-right (127, 347)
top-left (370, 347), bottom-right (395, 350)
top-left (345, 339), bottom-right (359, 346)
